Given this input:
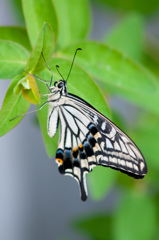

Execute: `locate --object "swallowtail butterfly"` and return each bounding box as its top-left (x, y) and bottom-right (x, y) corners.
top-left (31, 49), bottom-right (148, 201)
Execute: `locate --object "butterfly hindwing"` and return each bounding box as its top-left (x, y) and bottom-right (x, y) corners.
top-left (54, 101), bottom-right (102, 201)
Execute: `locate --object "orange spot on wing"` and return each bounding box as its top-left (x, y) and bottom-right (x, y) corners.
top-left (94, 133), bottom-right (99, 139)
top-left (56, 158), bottom-right (63, 165)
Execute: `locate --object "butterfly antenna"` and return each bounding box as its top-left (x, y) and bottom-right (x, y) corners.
top-left (41, 52), bottom-right (53, 87)
top-left (56, 65), bottom-right (64, 80)
top-left (66, 48), bottom-right (82, 81)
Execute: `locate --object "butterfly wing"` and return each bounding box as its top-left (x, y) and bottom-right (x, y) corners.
top-left (49, 94), bottom-right (147, 201)
top-left (68, 93), bottom-right (147, 177)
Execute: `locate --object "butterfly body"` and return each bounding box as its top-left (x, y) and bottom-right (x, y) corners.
top-left (46, 79), bottom-right (147, 201)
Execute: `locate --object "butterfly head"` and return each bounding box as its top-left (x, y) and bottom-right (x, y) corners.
top-left (48, 80), bottom-right (67, 101)
top-left (54, 80), bottom-right (66, 88)
top-left (41, 48), bottom-right (81, 101)
top-left (54, 80), bottom-right (67, 95)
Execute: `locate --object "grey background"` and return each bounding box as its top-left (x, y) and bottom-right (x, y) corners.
top-left (0, 1), bottom-right (158, 240)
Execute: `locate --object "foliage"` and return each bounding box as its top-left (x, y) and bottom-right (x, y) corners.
top-left (1, 0), bottom-right (159, 239)
top-left (92, 0), bottom-right (159, 15)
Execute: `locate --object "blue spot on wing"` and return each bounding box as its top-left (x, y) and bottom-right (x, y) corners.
top-left (56, 148), bottom-right (64, 159)
top-left (88, 123), bottom-right (98, 135)
top-left (83, 140), bottom-right (93, 157)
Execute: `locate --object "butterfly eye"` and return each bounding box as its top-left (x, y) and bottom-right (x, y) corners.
top-left (58, 82), bottom-right (64, 88)
top-left (54, 81), bottom-right (58, 86)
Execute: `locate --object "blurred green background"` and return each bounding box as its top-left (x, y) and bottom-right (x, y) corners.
top-left (0, 0), bottom-right (159, 239)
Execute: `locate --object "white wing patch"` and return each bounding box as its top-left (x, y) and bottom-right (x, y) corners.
top-left (58, 109), bottom-right (66, 150)
top-left (106, 138), bottom-right (113, 149)
top-left (64, 105), bottom-right (90, 126)
top-left (119, 139), bottom-right (128, 154)
top-left (47, 107), bottom-right (59, 138)
top-left (65, 128), bottom-right (71, 148)
top-left (93, 115), bottom-right (98, 124)
top-left (62, 107), bottom-right (78, 135)
top-left (106, 126), bottom-right (116, 139)
top-left (101, 121), bottom-right (106, 130)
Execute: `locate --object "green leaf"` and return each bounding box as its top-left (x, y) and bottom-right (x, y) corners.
top-left (143, 51), bottom-right (159, 77)
top-left (9, 0), bottom-right (25, 24)
top-left (25, 22), bottom-right (54, 73)
top-left (72, 214), bottom-right (112, 240)
top-left (0, 40), bottom-right (29, 79)
top-left (14, 75), bottom-right (41, 104)
top-left (22, 0), bottom-right (58, 47)
top-left (88, 166), bottom-right (117, 201)
top-left (93, 0), bottom-right (159, 15)
top-left (0, 40), bottom-right (30, 79)
top-left (23, 75), bottom-right (40, 104)
top-left (143, 36), bottom-right (159, 76)
top-left (0, 75), bottom-right (30, 136)
top-left (13, 76), bottom-right (29, 95)
top-left (61, 41), bottom-right (159, 114)
top-left (0, 26), bottom-right (31, 51)
top-left (37, 57), bottom-right (111, 157)
top-left (105, 13), bottom-right (144, 62)
top-left (36, 73), bottom-right (59, 158)
top-left (53, 0), bottom-right (91, 49)
top-left (132, 114), bottom-right (159, 171)
top-left (113, 191), bottom-right (157, 240)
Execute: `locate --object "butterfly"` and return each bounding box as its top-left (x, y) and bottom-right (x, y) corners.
top-left (29, 49), bottom-right (148, 201)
